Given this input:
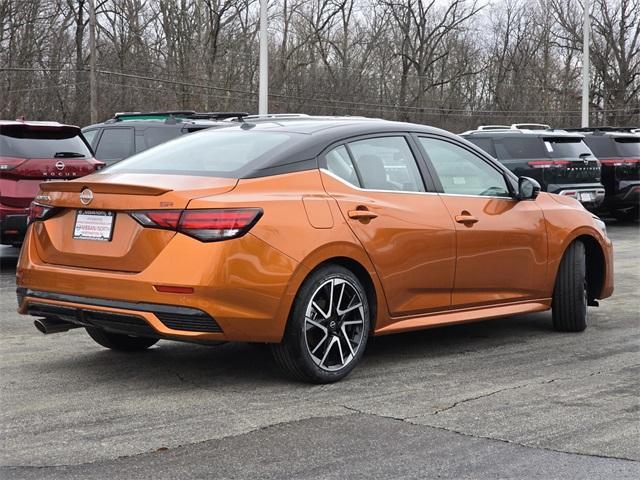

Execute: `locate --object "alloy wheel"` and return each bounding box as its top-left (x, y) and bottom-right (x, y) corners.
top-left (304, 277), bottom-right (366, 372)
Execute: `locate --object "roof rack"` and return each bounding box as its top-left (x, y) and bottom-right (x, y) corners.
top-left (229, 113), bottom-right (311, 122)
top-left (565, 126), bottom-right (639, 134)
top-left (476, 125), bottom-right (511, 131)
top-left (510, 123), bottom-right (551, 130)
top-left (109, 111), bottom-right (249, 123)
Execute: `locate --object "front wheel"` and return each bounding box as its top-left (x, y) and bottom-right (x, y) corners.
top-left (271, 266), bottom-right (371, 383)
top-left (86, 327), bottom-right (159, 351)
top-left (552, 240), bottom-right (587, 332)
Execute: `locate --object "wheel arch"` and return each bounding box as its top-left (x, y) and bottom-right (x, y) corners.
top-left (556, 233), bottom-right (606, 301)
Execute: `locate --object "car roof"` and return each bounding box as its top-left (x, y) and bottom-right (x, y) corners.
top-left (0, 119), bottom-right (80, 130)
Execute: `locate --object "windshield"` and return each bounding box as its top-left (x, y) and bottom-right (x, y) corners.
top-left (0, 127), bottom-right (90, 159)
top-left (104, 128), bottom-right (297, 177)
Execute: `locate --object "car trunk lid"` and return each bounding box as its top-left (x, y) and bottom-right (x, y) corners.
top-left (32, 173), bottom-right (238, 273)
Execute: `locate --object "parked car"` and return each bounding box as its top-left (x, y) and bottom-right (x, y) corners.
top-left (82, 111), bottom-right (247, 165)
top-left (17, 117), bottom-right (613, 383)
top-left (461, 124), bottom-right (605, 210)
top-left (0, 120), bottom-right (103, 246)
top-left (565, 127), bottom-right (640, 221)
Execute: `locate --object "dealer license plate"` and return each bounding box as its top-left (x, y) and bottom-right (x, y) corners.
top-left (73, 210), bottom-right (115, 241)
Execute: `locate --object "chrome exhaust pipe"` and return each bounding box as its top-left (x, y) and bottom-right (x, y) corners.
top-left (33, 318), bottom-right (80, 334)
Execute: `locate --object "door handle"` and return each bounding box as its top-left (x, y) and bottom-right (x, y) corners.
top-left (348, 209), bottom-right (378, 220)
top-left (455, 212), bottom-right (479, 225)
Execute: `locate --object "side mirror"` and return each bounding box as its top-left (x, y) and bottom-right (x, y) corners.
top-left (517, 177), bottom-right (541, 200)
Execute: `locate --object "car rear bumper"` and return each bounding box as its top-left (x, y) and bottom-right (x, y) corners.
top-left (0, 204), bottom-right (28, 245)
top-left (16, 230), bottom-right (300, 343)
top-left (547, 183), bottom-right (606, 209)
top-left (604, 181), bottom-right (640, 210)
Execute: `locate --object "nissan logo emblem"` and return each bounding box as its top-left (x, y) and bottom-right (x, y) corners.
top-left (55, 160), bottom-right (65, 170)
top-left (79, 188), bottom-right (94, 206)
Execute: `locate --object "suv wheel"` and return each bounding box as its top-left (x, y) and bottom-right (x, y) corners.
top-left (552, 241), bottom-right (588, 332)
top-left (86, 327), bottom-right (159, 351)
top-left (271, 266), bottom-right (370, 383)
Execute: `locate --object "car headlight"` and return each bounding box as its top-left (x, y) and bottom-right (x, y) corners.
top-left (593, 217), bottom-right (607, 236)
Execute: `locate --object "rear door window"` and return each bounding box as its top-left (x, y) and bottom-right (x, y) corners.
top-left (347, 136), bottom-right (425, 192)
top-left (0, 126), bottom-right (91, 159)
top-left (325, 145), bottom-right (360, 187)
top-left (94, 127), bottom-right (135, 163)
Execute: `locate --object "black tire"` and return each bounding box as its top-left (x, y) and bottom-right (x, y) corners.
top-left (611, 206), bottom-right (639, 222)
top-left (270, 265), bottom-right (371, 383)
top-left (552, 240), bottom-right (588, 332)
top-left (85, 327), bottom-right (159, 351)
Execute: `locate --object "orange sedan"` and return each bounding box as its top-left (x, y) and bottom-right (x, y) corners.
top-left (16, 118), bottom-right (614, 383)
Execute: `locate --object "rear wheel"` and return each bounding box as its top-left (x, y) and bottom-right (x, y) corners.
top-left (271, 266), bottom-right (370, 383)
top-left (85, 327), bottom-right (159, 351)
top-left (552, 241), bottom-right (588, 332)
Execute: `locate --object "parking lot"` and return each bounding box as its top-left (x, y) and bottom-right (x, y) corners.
top-left (0, 220), bottom-right (638, 479)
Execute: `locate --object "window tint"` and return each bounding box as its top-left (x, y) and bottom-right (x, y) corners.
top-left (143, 127), bottom-right (183, 149)
top-left (582, 136), bottom-right (616, 157)
top-left (466, 138), bottom-right (496, 157)
top-left (347, 137), bottom-right (424, 192)
top-left (544, 137), bottom-right (592, 158)
top-left (615, 138), bottom-right (640, 157)
top-left (94, 128), bottom-right (134, 163)
top-left (325, 145), bottom-right (359, 186)
top-left (419, 137), bottom-right (510, 197)
top-left (81, 129), bottom-right (98, 147)
top-left (0, 127), bottom-right (91, 159)
top-left (105, 129), bottom-right (295, 177)
top-left (496, 137), bottom-right (547, 159)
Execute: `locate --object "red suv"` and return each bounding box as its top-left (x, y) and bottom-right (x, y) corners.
top-left (1, 120), bottom-right (103, 245)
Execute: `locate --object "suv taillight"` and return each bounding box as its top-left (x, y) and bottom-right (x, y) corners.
top-left (0, 156), bottom-right (27, 171)
top-left (527, 160), bottom-right (570, 168)
top-left (130, 208), bottom-right (263, 242)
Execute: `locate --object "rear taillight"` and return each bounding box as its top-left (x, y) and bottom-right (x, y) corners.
top-left (0, 156), bottom-right (27, 171)
top-left (599, 157), bottom-right (640, 166)
top-left (527, 160), bottom-right (571, 168)
top-left (130, 208), bottom-right (263, 242)
top-left (28, 202), bottom-right (56, 223)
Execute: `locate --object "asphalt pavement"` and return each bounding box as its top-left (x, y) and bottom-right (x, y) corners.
top-left (1, 221), bottom-right (639, 479)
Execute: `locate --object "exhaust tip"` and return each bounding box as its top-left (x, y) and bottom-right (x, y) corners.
top-left (34, 319), bottom-right (48, 334)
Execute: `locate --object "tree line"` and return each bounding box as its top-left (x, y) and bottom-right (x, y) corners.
top-left (1, 0), bottom-right (638, 132)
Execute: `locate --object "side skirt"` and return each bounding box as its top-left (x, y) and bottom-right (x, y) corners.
top-left (374, 299), bottom-right (551, 336)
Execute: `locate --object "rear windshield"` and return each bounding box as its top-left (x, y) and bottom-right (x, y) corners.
top-left (614, 138), bottom-right (640, 157)
top-left (496, 137), bottom-right (547, 159)
top-left (104, 128), bottom-right (298, 177)
top-left (0, 126), bottom-right (91, 159)
top-left (544, 137), bottom-right (592, 158)
top-left (582, 136), bottom-right (616, 157)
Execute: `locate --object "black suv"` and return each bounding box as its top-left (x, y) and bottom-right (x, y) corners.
top-left (461, 124), bottom-right (604, 210)
top-left (565, 127), bottom-right (639, 221)
top-left (81, 111), bottom-right (247, 165)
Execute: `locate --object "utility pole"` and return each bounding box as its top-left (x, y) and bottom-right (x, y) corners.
top-left (581, 0), bottom-right (591, 127)
top-left (258, 0), bottom-right (268, 115)
top-left (89, 0), bottom-right (98, 124)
